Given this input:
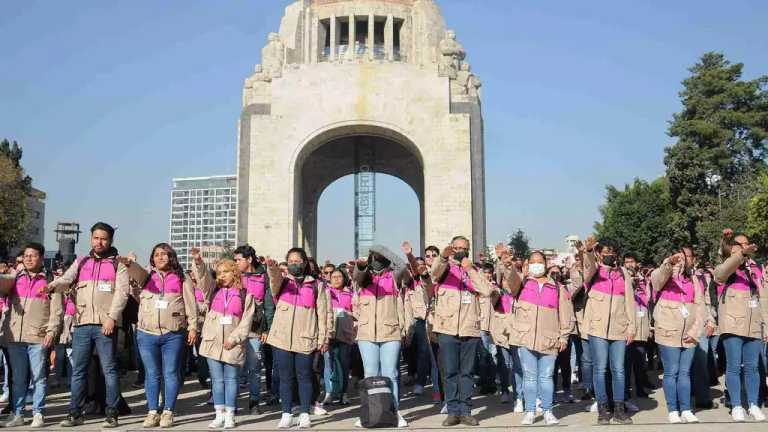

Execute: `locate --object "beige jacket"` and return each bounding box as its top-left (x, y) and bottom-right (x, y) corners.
top-left (478, 282), bottom-right (498, 332)
top-left (429, 257), bottom-right (497, 338)
top-left (569, 268), bottom-right (589, 339)
top-left (126, 264), bottom-right (198, 336)
top-left (0, 271), bottom-right (63, 344)
top-left (353, 267), bottom-right (408, 343)
top-left (650, 263), bottom-right (705, 348)
top-left (713, 251), bottom-right (768, 340)
top-left (505, 270), bottom-right (575, 355)
top-left (266, 264), bottom-right (332, 355)
top-left (488, 292), bottom-right (512, 348)
top-left (403, 276), bottom-right (431, 322)
top-left (47, 254), bottom-right (130, 327)
top-left (582, 253), bottom-right (637, 341)
top-left (194, 261), bottom-right (256, 366)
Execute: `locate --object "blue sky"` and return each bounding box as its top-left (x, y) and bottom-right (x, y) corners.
top-left (2, 1), bottom-right (767, 264)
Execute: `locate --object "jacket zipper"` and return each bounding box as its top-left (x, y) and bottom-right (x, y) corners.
top-left (605, 268), bottom-right (614, 337)
top-left (455, 270), bottom-right (464, 336)
top-left (288, 283), bottom-right (298, 351)
top-left (157, 273), bottom-right (165, 336)
top-left (373, 277), bottom-right (378, 341)
top-left (18, 274), bottom-right (31, 343)
top-left (92, 261), bottom-right (101, 324)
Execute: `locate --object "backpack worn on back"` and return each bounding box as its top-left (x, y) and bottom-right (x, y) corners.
top-left (358, 376), bottom-right (398, 428)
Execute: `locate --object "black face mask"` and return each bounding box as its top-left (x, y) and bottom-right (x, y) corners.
top-left (602, 255), bottom-right (617, 267)
top-left (287, 264), bottom-right (304, 277)
top-left (370, 257), bottom-right (390, 272)
top-left (453, 251), bottom-right (468, 262)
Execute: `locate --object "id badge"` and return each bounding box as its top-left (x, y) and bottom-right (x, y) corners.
top-left (461, 291), bottom-right (472, 304)
top-left (749, 296), bottom-right (759, 308)
top-left (680, 305), bottom-right (689, 318)
top-left (98, 282), bottom-right (112, 293)
top-left (334, 308), bottom-right (346, 318)
top-left (155, 299), bottom-right (169, 309)
top-left (637, 309), bottom-right (645, 318)
top-left (220, 315), bottom-right (233, 325)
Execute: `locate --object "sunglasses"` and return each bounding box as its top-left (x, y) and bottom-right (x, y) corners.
top-left (425, 253), bottom-right (438, 258)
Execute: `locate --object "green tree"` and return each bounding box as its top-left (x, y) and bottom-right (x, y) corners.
top-left (0, 139), bottom-right (32, 259)
top-left (664, 52), bottom-right (768, 261)
top-left (594, 178), bottom-right (678, 264)
top-left (747, 171), bottom-right (768, 250)
top-left (507, 229), bottom-right (530, 259)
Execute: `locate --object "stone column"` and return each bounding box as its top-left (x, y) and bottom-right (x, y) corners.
top-left (348, 14), bottom-right (355, 60)
top-left (368, 13), bottom-right (375, 60)
top-left (385, 14), bottom-right (394, 61)
top-left (330, 14), bottom-right (336, 61)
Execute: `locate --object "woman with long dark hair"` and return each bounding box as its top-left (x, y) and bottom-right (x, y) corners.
top-left (121, 243), bottom-right (198, 428)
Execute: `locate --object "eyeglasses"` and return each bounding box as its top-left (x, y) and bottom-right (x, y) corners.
top-left (322, 271), bottom-right (333, 275)
top-left (425, 253), bottom-right (438, 258)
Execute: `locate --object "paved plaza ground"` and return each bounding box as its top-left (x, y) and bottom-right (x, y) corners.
top-left (4, 370), bottom-right (766, 431)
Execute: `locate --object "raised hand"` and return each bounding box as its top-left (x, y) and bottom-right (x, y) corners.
top-left (401, 241), bottom-right (413, 256)
top-left (441, 245), bottom-right (454, 259)
top-left (584, 236), bottom-right (597, 252)
top-left (460, 257), bottom-right (472, 271)
top-left (265, 257), bottom-right (277, 268)
top-left (190, 247), bottom-right (202, 264)
top-left (742, 244), bottom-right (758, 256)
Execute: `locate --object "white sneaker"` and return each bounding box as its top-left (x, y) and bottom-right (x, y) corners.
top-left (413, 384), bottom-right (424, 396)
top-left (571, 372), bottom-right (579, 384)
top-left (681, 410), bottom-right (699, 423)
top-left (297, 413), bottom-right (311, 429)
top-left (749, 405), bottom-right (766, 421)
top-left (513, 399), bottom-right (524, 413)
top-left (397, 412), bottom-right (408, 428)
top-left (668, 411), bottom-right (682, 424)
top-left (0, 392), bottom-right (9, 403)
top-left (521, 412), bottom-right (535, 425)
top-left (500, 393), bottom-right (511, 404)
top-left (588, 401), bottom-right (598, 413)
top-left (277, 413), bottom-right (293, 429)
top-left (440, 404), bottom-right (447, 414)
top-left (208, 411), bottom-right (225, 429)
top-left (354, 418), bottom-right (362, 428)
top-left (535, 398), bottom-right (542, 414)
top-left (313, 404), bottom-right (328, 416)
top-left (732, 406), bottom-right (746, 422)
top-left (625, 400), bottom-right (640, 412)
top-left (30, 413), bottom-right (45, 428)
top-left (4, 415), bottom-right (24, 428)
top-left (322, 393), bottom-right (333, 404)
top-left (543, 410), bottom-right (559, 425)
top-left (223, 411), bottom-right (235, 429)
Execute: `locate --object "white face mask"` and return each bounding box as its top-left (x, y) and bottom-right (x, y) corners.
top-left (529, 263), bottom-right (546, 278)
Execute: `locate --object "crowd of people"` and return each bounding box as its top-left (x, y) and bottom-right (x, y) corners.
top-left (0, 222), bottom-right (766, 429)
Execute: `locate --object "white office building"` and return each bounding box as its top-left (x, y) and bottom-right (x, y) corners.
top-left (169, 175), bottom-right (237, 268)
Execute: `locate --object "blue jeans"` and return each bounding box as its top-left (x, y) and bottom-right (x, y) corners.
top-left (7, 343), bottom-right (48, 415)
top-left (323, 350), bottom-right (333, 397)
top-left (478, 331), bottom-right (497, 389)
top-left (0, 350), bottom-right (9, 396)
top-left (589, 336), bottom-right (626, 404)
top-left (358, 340), bottom-right (401, 409)
top-left (70, 325), bottom-right (119, 414)
top-left (692, 335), bottom-right (713, 404)
top-left (411, 320), bottom-right (432, 387)
top-left (519, 347), bottom-right (556, 412)
top-left (658, 344), bottom-right (695, 412)
top-left (274, 348), bottom-right (313, 414)
top-left (722, 335), bottom-right (762, 407)
top-left (246, 337), bottom-right (263, 402)
top-left (137, 330), bottom-right (186, 412)
top-left (497, 346), bottom-right (523, 398)
top-left (330, 341), bottom-right (352, 396)
top-left (577, 337), bottom-right (593, 392)
top-left (54, 344), bottom-right (73, 385)
top-left (438, 334), bottom-right (479, 416)
top-left (207, 358), bottom-right (240, 409)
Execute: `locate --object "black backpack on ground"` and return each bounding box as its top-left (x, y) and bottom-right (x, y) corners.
top-left (358, 376), bottom-right (397, 428)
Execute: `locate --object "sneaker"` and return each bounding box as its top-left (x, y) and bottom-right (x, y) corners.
top-left (322, 393), bottom-right (334, 405)
top-left (588, 401), bottom-right (598, 413)
top-left (571, 372), bottom-right (579, 384)
top-left (668, 411), bottom-right (682, 424)
top-left (4, 415), bottom-right (24, 428)
top-left (160, 411), bottom-right (174, 428)
top-left (397, 412), bottom-right (408, 428)
top-left (442, 415), bottom-right (460, 427)
top-left (440, 404), bottom-right (448, 414)
top-left (459, 415), bottom-right (479, 426)
top-left (223, 411), bottom-right (235, 429)
top-left (749, 405), bottom-right (766, 421)
top-left (277, 413), bottom-right (293, 429)
top-left (0, 393), bottom-right (7, 403)
top-left (297, 413), bottom-right (311, 429)
top-left (312, 404), bottom-right (328, 416)
top-left (543, 410), bottom-right (559, 425)
top-left (354, 419), bottom-right (362, 428)
top-left (143, 412), bottom-right (161, 428)
top-left (680, 410), bottom-right (699, 423)
top-left (59, 414), bottom-right (85, 427)
top-left (209, 412), bottom-right (225, 429)
top-left (513, 399), bottom-right (524, 413)
top-left (625, 400), bottom-right (640, 412)
top-left (102, 416), bottom-right (119, 429)
top-left (500, 393), bottom-right (511, 404)
top-left (732, 406), bottom-right (746, 422)
top-left (30, 413), bottom-right (45, 428)
top-left (612, 402), bottom-right (633, 425)
top-left (521, 412), bottom-right (535, 425)
top-left (413, 384), bottom-right (424, 396)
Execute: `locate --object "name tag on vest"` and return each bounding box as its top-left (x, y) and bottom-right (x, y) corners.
top-left (220, 315), bottom-right (233, 325)
top-left (98, 282), bottom-right (113, 293)
top-left (155, 299), bottom-right (169, 309)
top-left (749, 297), bottom-right (759, 308)
top-left (680, 305), bottom-right (689, 318)
top-left (461, 291), bottom-right (472, 304)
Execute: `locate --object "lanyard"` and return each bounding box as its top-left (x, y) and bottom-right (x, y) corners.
top-left (222, 288), bottom-right (234, 314)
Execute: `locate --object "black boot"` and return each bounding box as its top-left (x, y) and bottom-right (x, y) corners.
top-left (612, 402), bottom-right (633, 425)
top-left (597, 403), bottom-right (612, 425)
